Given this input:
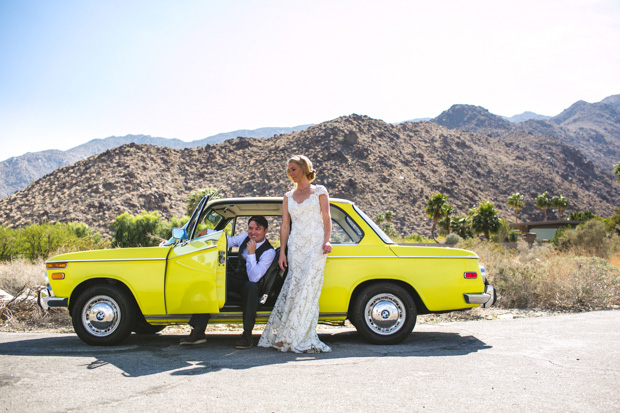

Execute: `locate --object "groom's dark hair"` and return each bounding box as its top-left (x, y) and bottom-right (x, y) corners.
top-left (248, 215), bottom-right (268, 229)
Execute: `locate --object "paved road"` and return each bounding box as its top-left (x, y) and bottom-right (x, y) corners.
top-left (1, 310), bottom-right (619, 412)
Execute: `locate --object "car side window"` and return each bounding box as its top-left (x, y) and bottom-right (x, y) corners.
top-left (330, 205), bottom-right (363, 244)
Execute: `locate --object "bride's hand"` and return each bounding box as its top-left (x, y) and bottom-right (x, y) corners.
top-left (278, 252), bottom-right (287, 271)
top-left (323, 241), bottom-right (332, 254)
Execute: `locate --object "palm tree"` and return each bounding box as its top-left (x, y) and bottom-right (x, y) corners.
top-left (506, 193), bottom-right (525, 223)
top-left (614, 161), bottom-right (620, 184)
top-left (450, 216), bottom-right (473, 239)
top-left (438, 204), bottom-right (454, 236)
top-left (384, 210), bottom-right (394, 223)
top-left (470, 200), bottom-right (501, 239)
top-left (425, 193), bottom-right (447, 242)
top-left (535, 192), bottom-right (550, 221)
top-left (551, 195), bottom-right (569, 220)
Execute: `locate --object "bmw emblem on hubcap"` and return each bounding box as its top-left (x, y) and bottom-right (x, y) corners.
top-left (381, 309), bottom-right (391, 319)
top-left (96, 312), bottom-right (105, 321)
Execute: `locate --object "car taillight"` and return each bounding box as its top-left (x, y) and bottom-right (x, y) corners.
top-left (464, 272), bottom-right (478, 279)
top-left (46, 262), bottom-right (68, 269)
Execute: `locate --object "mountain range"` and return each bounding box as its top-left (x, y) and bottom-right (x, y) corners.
top-left (0, 125), bottom-right (312, 198)
top-left (433, 95), bottom-right (620, 176)
top-left (1, 102), bottom-right (619, 238)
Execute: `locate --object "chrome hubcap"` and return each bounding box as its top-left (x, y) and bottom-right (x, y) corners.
top-left (364, 293), bottom-right (405, 335)
top-left (82, 295), bottom-right (121, 337)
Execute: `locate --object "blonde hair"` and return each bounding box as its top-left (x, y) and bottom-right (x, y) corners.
top-left (287, 155), bottom-right (316, 183)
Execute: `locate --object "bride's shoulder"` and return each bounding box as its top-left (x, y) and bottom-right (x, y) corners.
top-left (313, 185), bottom-right (328, 196)
top-left (284, 189), bottom-right (294, 198)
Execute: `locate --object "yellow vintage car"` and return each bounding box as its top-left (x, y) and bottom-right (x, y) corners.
top-left (39, 195), bottom-right (495, 346)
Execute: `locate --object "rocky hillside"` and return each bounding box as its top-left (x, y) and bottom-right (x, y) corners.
top-left (433, 94), bottom-right (620, 174)
top-left (1, 115), bottom-right (619, 238)
top-left (0, 126), bottom-right (312, 198)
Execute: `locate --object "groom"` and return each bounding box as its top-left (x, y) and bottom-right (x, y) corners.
top-left (180, 215), bottom-right (276, 349)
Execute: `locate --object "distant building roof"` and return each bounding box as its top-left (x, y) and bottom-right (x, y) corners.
top-left (510, 220), bottom-right (581, 233)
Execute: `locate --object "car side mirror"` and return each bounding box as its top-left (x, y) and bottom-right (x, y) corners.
top-left (172, 228), bottom-right (188, 240)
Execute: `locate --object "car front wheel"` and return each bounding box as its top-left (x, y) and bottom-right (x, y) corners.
top-left (71, 284), bottom-right (137, 346)
top-left (351, 282), bottom-right (417, 344)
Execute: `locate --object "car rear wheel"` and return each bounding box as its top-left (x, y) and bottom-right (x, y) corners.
top-left (71, 284), bottom-right (137, 346)
top-left (351, 282), bottom-right (417, 344)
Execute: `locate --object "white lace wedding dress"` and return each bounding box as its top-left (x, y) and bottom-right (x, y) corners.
top-left (258, 185), bottom-right (332, 353)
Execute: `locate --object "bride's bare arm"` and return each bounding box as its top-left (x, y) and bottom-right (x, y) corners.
top-left (319, 193), bottom-right (332, 254)
top-left (279, 196), bottom-right (290, 270)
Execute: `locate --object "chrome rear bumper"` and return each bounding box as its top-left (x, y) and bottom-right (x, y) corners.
top-left (37, 288), bottom-right (68, 311)
top-left (464, 285), bottom-right (496, 308)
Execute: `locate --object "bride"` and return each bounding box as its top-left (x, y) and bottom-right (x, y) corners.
top-left (258, 155), bottom-right (333, 353)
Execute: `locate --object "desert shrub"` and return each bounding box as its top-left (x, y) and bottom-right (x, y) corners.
top-left (605, 208), bottom-right (620, 236)
top-left (536, 256), bottom-right (620, 310)
top-left (444, 233), bottom-right (461, 245)
top-left (553, 219), bottom-right (620, 259)
top-left (491, 219), bottom-right (512, 243)
top-left (457, 237), bottom-right (620, 310)
top-left (186, 188), bottom-right (220, 216)
top-left (4, 222), bottom-right (108, 261)
top-left (0, 259), bottom-right (46, 295)
top-left (111, 210), bottom-right (168, 248)
top-left (401, 234), bottom-right (435, 243)
top-left (0, 226), bottom-right (19, 261)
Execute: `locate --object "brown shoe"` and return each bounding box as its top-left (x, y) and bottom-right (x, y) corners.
top-left (179, 329), bottom-right (206, 346)
top-left (235, 331), bottom-right (253, 349)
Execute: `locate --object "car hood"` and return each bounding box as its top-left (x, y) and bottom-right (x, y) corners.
top-left (46, 246), bottom-right (170, 263)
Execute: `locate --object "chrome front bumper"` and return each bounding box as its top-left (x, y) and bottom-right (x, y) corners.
top-left (464, 285), bottom-right (496, 308)
top-left (37, 288), bottom-right (68, 311)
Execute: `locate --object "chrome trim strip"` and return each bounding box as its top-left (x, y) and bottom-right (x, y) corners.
top-left (145, 312), bottom-right (348, 320)
top-left (327, 255), bottom-right (479, 259)
top-left (45, 258), bottom-right (167, 263)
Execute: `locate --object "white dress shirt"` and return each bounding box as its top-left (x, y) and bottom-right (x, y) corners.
top-left (208, 230), bottom-right (276, 283)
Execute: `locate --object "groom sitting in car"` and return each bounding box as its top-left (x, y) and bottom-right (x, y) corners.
top-left (180, 215), bottom-right (276, 349)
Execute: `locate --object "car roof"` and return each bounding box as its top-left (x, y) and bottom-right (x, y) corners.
top-left (206, 197), bottom-right (354, 217)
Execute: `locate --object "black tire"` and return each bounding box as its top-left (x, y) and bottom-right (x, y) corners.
top-left (351, 282), bottom-right (417, 344)
top-left (133, 315), bottom-right (166, 335)
top-left (71, 284), bottom-right (137, 346)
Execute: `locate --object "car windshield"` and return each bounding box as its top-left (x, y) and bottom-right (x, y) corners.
top-left (353, 204), bottom-right (394, 244)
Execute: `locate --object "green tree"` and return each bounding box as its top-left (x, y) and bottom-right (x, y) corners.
top-left (438, 204), bottom-right (454, 236)
top-left (551, 195), bottom-right (569, 220)
top-left (569, 211), bottom-right (596, 221)
top-left (0, 226), bottom-right (18, 261)
top-left (614, 161), bottom-right (620, 183)
top-left (425, 192), bottom-right (448, 242)
top-left (450, 216), bottom-right (473, 239)
top-left (112, 211), bottom-right (166, 248)
top-left (605, 208), bottom-right (620, 236)
top-left (384, 210), bottom-right (394, 223)
top-left (14, 222), bottom-right (106, 261)
top-left (470, 200), bottom-right (501, 239)
top-left (186, 188), bottom-right (220, 216)
top-left (535, 191), bottom-right (550, 221)
top-left (507, 193), bottom-right (525, 223)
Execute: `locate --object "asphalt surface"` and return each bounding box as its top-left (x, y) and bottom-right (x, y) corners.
top-left (1, 310), bottom-right (619, 412)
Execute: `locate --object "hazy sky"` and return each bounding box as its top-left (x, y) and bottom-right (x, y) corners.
top-left (1, 0), bottom-right (619, 161)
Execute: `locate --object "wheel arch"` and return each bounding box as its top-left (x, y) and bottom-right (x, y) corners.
top-left (347, 279), bottom-right (430, 317)
top-left (69, 278), bottom-right (140, 315)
